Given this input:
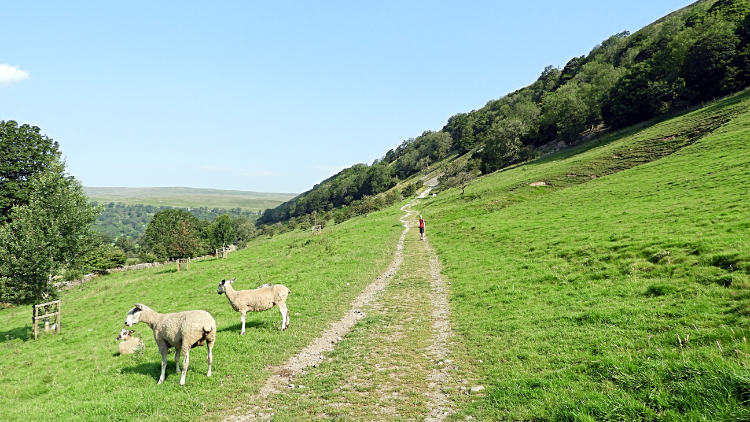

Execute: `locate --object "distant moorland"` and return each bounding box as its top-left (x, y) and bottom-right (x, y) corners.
top-left (84, 186), bottom-right (296, 211)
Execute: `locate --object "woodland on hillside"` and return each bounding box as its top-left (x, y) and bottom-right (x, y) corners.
top-left (92, 201), bottom-right (259, 239)
top-left (259, 0), bottom-right (750, 226)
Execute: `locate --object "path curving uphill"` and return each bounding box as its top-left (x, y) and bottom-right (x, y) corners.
top-left (225, 189), bottom-right (456, 421)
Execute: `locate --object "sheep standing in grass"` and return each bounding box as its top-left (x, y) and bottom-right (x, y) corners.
top-left (116, 326), bottom-right (145, 355)
top-left (124, 303), bottom-right (216, 385)
top-left (217, 278), bottom-right (291, 334)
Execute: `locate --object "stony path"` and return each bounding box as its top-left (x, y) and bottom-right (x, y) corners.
top-left (223, 191), bottom-right (459, 421)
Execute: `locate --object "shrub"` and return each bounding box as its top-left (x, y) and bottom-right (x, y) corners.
top-left (402, 183), bottom-right (417, 197)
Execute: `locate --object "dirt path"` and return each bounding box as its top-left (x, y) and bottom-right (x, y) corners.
top-left (223, 191), bottom-right (458, 421)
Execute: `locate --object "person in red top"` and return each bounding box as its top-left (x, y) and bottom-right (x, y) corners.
top-left (419, 215), bottom-right (425, 241)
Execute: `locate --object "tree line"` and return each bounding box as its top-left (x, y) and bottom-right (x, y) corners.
top-left (111, 210), bottom-right (258, 264)
top-left (93, 201), bottom-right (259, 239)
top-left (259, 0), bottom-right (750, 225)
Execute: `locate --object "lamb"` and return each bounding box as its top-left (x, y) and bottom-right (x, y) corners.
top-left (124, 303), bottom-right (216, 385)
top-left (116, 326), bottom-right (145, 355)
top-left (217, 278), bottom-right (291, 334)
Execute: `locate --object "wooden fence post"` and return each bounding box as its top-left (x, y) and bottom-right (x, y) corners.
top-left (31, 300), bottom-right (62, 339)
top-left (33, 304), bottom-right (38, 340)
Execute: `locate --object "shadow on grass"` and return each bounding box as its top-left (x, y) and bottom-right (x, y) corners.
top-left (121, 361), bottom-right (162, 381)
top-left (156, 268), bottom-right (177, 275)
top-left (218, 321), bottom-right (266, 334)
top-left (0, 325), bottom-right (30, 343)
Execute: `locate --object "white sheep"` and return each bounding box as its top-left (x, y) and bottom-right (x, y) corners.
top-left (116, 326), bottom-right (145, 355)
top-left (124, 303), bottom-right (216, 385)
top-left (217, 278), bottom-right (291, 334)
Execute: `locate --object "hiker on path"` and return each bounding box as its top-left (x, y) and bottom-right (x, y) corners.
top-left (419, 215), bottom-right (425, 240)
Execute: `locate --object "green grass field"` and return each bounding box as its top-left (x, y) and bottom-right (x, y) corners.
top-left (2, 91), bottom-right (749, 421)
top-left (0, 206), bottom-right (403, 421)
top-left (422, 91), bottom-right (750, 420)
top-left (84, 187), bottom-right (297, 211)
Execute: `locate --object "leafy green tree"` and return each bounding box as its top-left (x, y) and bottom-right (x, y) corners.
top-left (401, 183), bottom-right (417, 197)
top-left (384, 189), bottom-right (403, 205)
top-left (74, 233), bottom-right (128, 275)
top-left (726, 13), bottom-right (750, 90)
top-left (143, 209), bottom-right (201, 260)
top-left (708, 0), bottom-right (750, 23)
top-left (114, 236), bottom-right (138, 257)
top-left (208, 214), bottom-right (237, 249)
top-left (603, 62), bottom-right (683, 128)
top-left (542, 62), bottom-right (624, 141)
top-left (0, 161), bottom-right (101, 304)
top-left (233, 215), bottom-right (257, 247)
top-left (681, 18), bottom-right (740, 101)
top-left (0, 121), bottom-right (61, 223)
top-left (477, 98), bottom-right (540, 172)
top-left (541, 83), bottom-right (589, 142)
top-left (559, 56), bottom-right (586, 85)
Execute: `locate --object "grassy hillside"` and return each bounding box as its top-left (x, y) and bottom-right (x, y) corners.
top-left (2, 92), bottom-right (749, 420)
top-left (84, 187), bottom-right (296, 211)
top-left (422, 90), bottom-right (750, 420)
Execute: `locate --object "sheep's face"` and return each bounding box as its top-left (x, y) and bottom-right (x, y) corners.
top-left (217, 278), bottom-right (236, 295)
top-left (124, 306), bottom-right (142, 326)
top-left (117, 328), bottom-right (134, 340)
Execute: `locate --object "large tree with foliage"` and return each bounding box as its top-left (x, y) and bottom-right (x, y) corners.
top-left (0, 161), bottom-right (101, 304)
top-left (0, 121), bottom-right (61, 223)
top-left (143, 209), bottom-right (201, 260)
top-left (206, 214), bottom-right (237, 250)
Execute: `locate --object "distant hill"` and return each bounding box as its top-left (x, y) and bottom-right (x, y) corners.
top-left (84, 186), bottom-right (297, 211)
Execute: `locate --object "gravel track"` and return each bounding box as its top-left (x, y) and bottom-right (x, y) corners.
top-left (224, 190), bottom-right (454, 421)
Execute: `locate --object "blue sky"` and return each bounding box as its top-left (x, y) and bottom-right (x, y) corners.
top-left (1, 1), bottom-right (692, 193)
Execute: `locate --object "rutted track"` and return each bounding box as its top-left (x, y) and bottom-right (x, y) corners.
top-left (224, 191), bottom-right (455, 421)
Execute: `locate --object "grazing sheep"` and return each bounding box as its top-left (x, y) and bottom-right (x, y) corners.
top-left (116, 326), bottom-right (145, 355)
top-left (124, 303), bottom-right (216, 385)
top-left (217, 278), bottom-right (291, 334)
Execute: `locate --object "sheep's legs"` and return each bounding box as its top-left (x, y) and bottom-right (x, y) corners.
top-left (157, 344), bottom-right (168, 384)
top-left (278, 304), bottom-right (290, 331)
top-left (206, 340), bottom-right (214, 377)
top-left (174, 348), bottom-right (181, 374)
top-left (180, 348), bottom-right (190, 385)
top-left (240, 312), bottom-right (246, 335)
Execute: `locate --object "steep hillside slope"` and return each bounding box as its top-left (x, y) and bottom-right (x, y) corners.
top-left (423, 91), bottom-right (750, 420)
top-left (259, 0), bottom-right (750, 228)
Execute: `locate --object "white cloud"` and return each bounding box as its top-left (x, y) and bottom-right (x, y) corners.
top-left (0, 64), bottom-right (30, 84)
